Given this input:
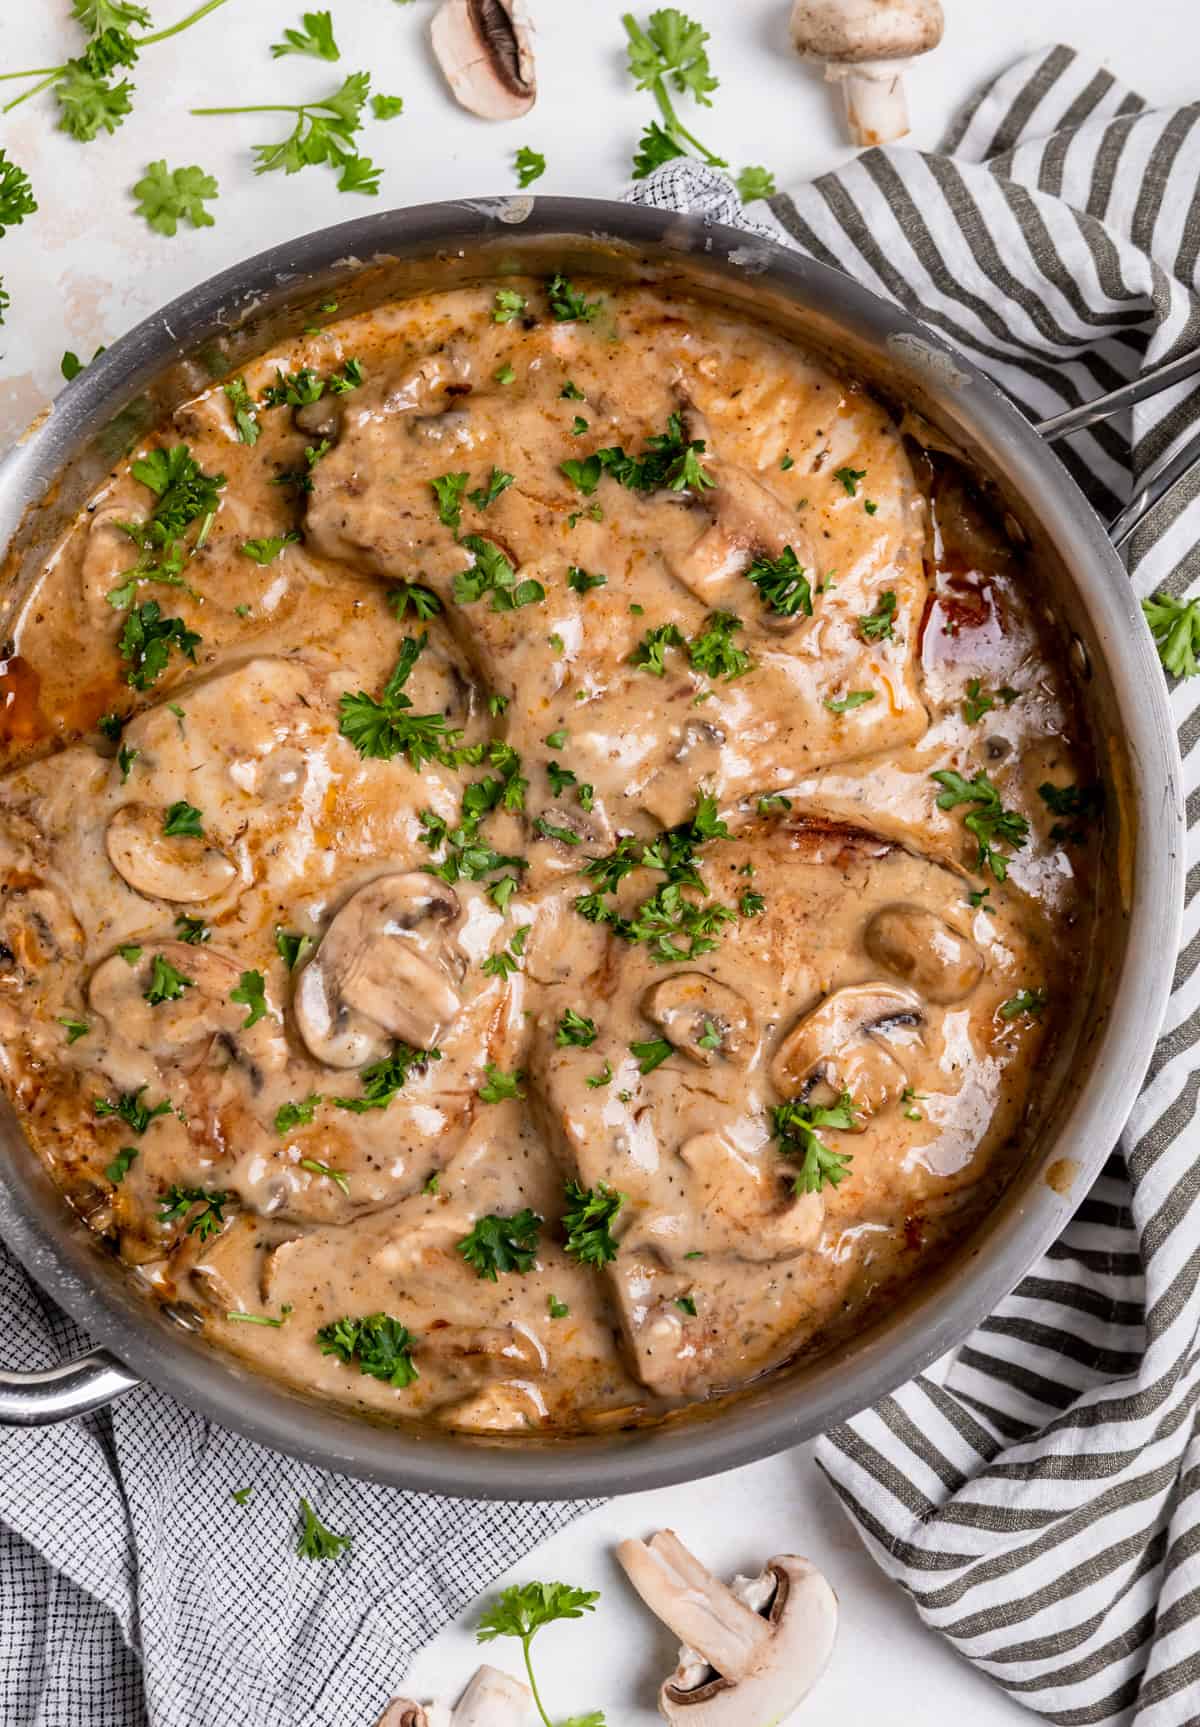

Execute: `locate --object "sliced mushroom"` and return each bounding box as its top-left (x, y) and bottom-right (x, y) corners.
top-left (106, 805), bottom-right (238, 906)
top-left (408, 406), bottom-right (473, 447)
top-left (771, 981), bottom-right (923, 1115)
top-left (88, 940), bottom-right (246, 1064)
top-left (0, 881), bottom-right (83, 981)
top-left (437, 1379), bottom-right (546, 1431)
top-left (617, 1531), bottom-right (837, 1725)
top-left (295, 398), bottom-right (340, 440)
top-left (642, 974), bottom-right (755, 1067)
top-left (379, 1666), bottom-right (533, 1727)
top-left (430, 0), bottom-right (536, 121)
top-left (670, 463), bottom-right (821, 615)
top-left (421, 1321), bottom-right (547, 1378)
top-left (865, 903), bottom-right (983, 1003)
top-left (294, 873), bottom-right (463, 1069)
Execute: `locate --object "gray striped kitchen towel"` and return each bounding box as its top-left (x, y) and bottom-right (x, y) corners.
top-left (636, 43), bottom-right (1200, 1727)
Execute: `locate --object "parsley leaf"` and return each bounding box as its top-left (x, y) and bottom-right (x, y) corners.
top-left (479, 1062), bottom-right (525, 1103)
top-left (132, 160), bottom-right (218, 236)
top-left (271, 9), bottom-right (340, 61)
top-left (174, 914), bottom-right (209, 944)
top-left (223, 377), bottom-right (260, 445)
top-left (317, 1313), bottom-right (417, 1387)
top-left (1142, 592), bottom-right (1200, 678)
top-left (454, 535), bottom-right (544, 611)
top-left (158, 1184), bottom-right (229, 1241)
top-left (372, 93), bottom-right (404, 119)
top-left (229, 970), bottom-right (268, 1028)
top-left (630, 623), bottom-right (685, 676)
top-left (57, 1015), bottom-right (91, 1043)
top-left (194, 71), bottom-right (378, 195)
top-left (825, 689), bottom-right (875, 713)
top-left (493, 287), bottom-right (528, 324)
top-left (241, 531), bottom-right (300, 565)
top-left (746, 546), bottom-right (811, 618)
top-left (275, 1094), bottom-right (322, 1135)
top-left (561, 1180), bottom-right (623, 1267)
top-left (388, 581), bottom-right (441, 621)
top-left (105, 1145), bottom-right (138, 1184)
top-left (298, 1156), bottom-right (348, 1194)
top-left (556, 1008), bottom-right (598, 1047)
top-left (0, 150), bottom-right (37, 237)
top-left (1038, 780), bottom-right (1101, 843)
top-left (333, 1043), bottom-right (441, 1111)
top-left (736, 164), bottom-right (776, 203)
top-left (833, 465), bottom-right (867, 496)
top-left (339, 636), bottom-right (463, 766)
top-left (631, 117), bottom-right (686, 179)
top-left (467, 467), bottom-right (515, 512)
top-left (623, 8), bottom-right (726, 179)
top-left (431, 470), bottom-right (469, 530)
top-left (688, 610), bottom-right (750, 680)
top-left (162, 799), bottom-right (203, 837)
top-left (457, 1209), bottom-right (542, 1280)
top-left (858, 590), bottom-right (897, 642)
top-left (932, 769), bottom-right (1030, 882)
top-left (774, 1092), bottom-right (855, 1193)
top-left (546, 273), bottom-right (602, 323)
top-left (999, 988), bottom-right (1047, 1021)
top-left (94, 1086), bottom-right (172, 1135)
top-left (297, 1497), bottom-right (351, 1560)
top-left (631, 1036), bottom-right (673, 1074)
top-left (144, 953), bottom-right (193, 1005)
top-left (275, 928), bottom-right (312, 970)
top-left (515, 145), bottom-right (546, 187)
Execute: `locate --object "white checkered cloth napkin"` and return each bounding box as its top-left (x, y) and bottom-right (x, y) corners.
top-left (3, 44), bottom-right (1199, 1727)
top-left (633, 43), bottom-right (1200, 1727)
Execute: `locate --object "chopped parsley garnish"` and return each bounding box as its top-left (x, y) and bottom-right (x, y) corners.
top-left (740, 889), bottom-right (765, 916)
top-left (630, 622), bottom-right (685, 676)
top-left (119, 944), bottom-right (143, 963)
top-left (57, 1014), bottom-right (90, 1043)
top-left (774, 1092), bottom-right (855, 1193)
top-left (241, 531), bottom-right (300, 565)
top-left (317, 1312), bottom-right (418, 1388)
top-left (298, 1157), bottom-right (349, 1194)
top-left (388, 581), bottom-right (441, 621)
top-left (231, 1486), bottom-right (253, 1506)
top-left (271, 439), bottom-right (330, 494)
top-left (548, 1295), bottom-right (569, 1319)
top-left (144, 953), bottom-right (193, 1005)
top-left (561, 1179), bottom-right (624, 1267)
top-left (577, 793), bottom-right (735, 964)
top-left (556, 1008), bottom-right (597, 1047)
top-left (746, 546), bottom-right (811, 618)
top-left (174, 914), bottom-right (209, 945)
top-left (220, 377), bottom-right (261, 447)
top-left (999, 988), bottom-right (1047, 1021)
top-left (833, 465), bottom-right (867, 496)
top-left (95, 1086), bottom-right (172, 1135)
top-left (482, 925), bottom-right (528, 979)
top-left (932, 769), bottom-right (1030, 882)
top-left (117, 743), bottom-right (139, 782)
top-left (962, 677), bottom-right (994, 724)
top-left (1142, 592), bottom-right (1200, 679)
top-left (901, 1085), bottom-right (925, 1122)
top-left (631, 1036), bottom-right (672, 1074)
top-left (561, 411), bottom-right (713, 497)
top-left (271, 8), bottom-right (340, 61)
top-left (274, 928), bottom-right (312, 970)
top-left (162, 799), bottom-right (203, 838)
top-left (515, 145), bottom-right (546, 187)
top-left (479, 1063), bottom-right (526, 1103)
top-left (545, 728), bottom-right (568, 749)
top-left (571, 415), bottom-right (589, 436)
top-left (118, 601), bottom-right (201, 690)
top-left (859, 590), bottom-right (897, 642)
top-left (494, 363), bottom-right (516, 385)
top-left (97, 711), bottom-right (126, 742)
top-left (493, 287), bottom-right (528, 324)
top-left (453, 535), bottom-right (545, 611)
top-left (689, 611), bottom-right (751, 680)
top-left (546, 273), bottom-right (602, 323)
top-left (297, 1498), bottom-right (352, 1561)
top-left (105, 1145), bottom-right (138, 1184)
top-left (431, 470), bottom-right (469, 530)
top-left (333, 1043), bottom-right (440, 1112)
top-left (675, 1294), bottom-right (698, 1316)
top-left (586, 1061), bottom-right (613, 1089)
top-left (567, 564), bottom-right (606, 594)
top-left (1038, 780), bottom-right (1102, 844)
top-left (339, 635), bottom-right (463, 767)
top-left (468, 467), bottom-right (515, 512)
top-left (275, 1094), bottom-right (322, 1135)
top-left (158, 1184), bottom-right (229, 1242)
top-left (229, 969), bottom-right (268, 1028)
top-left (561, 380), bottom-right (585, 400)
top-left (457, 1209), bottom-right (542, 1280)
top-left (825, 689), bottom-right (875, 714)
top-left (757, 793), bottom-right (792, 815)
top-left (534, 815), bottom-right (581, 846)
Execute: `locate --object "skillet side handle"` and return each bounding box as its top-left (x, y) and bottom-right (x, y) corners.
top-left (0, 1350), bottom-right (142, 1425)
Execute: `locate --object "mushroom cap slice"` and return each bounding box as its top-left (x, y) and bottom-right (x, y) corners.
top-left (430, 0), bottom-right (536, 121)
top-left (770, 980), bottom-right (923, 1115)
top-left (642, 973), bottom-right (755, 1067)
top-left (88, 940), bottom-right (246, 1063)
top-left (106, 804), bottom-right (238, 906)
top-left (790, 0), bottom-right (944, 65)
top-left (865, 902), bottom-right (984, 1003)
top-left (294, 873), bottom-right (463, 1070)
top-left (671, 464), bottom-right (821, 615)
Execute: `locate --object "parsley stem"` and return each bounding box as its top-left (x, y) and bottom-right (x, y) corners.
top-left (652, 82), bottom-right (726, 168)
top-left (521, 1637), bottom-right (552, 1727)
top-left (139, 0), bottom-right (235, 48)
top-left (2, 73), bottom-right (59, 115)
top-left (0, 68), bottom-right (63, 82)
top-left (192, 103), bottom-right (309, 115)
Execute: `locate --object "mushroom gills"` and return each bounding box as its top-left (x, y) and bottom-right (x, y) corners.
top-left (770, 980), bottom-right (924, 1116)
top-left (430, 0), bottom-right (537, 121)
top-left (641, 973), bottom-right (755, 1067)
top-left (616, 1529), bottom-right (837, 1724)
top-left (106, 804), bottom-right (238, 906)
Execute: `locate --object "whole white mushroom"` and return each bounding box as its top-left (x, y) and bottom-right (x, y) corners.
top-left (791, 0), bottom-right (945, 147)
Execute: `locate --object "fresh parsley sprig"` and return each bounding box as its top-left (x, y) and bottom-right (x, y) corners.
top-left (193, 70), bottom-right (381, 195)
top-left (271, 8), bottom-right (339, 61)
top-left (477, 1581), bottom-right (604, 1727)
top-left (1143, 591), bottom-right (1200, 679)
top-left (932, 768), bottom-right (1030, 881)
top-left (773, 1092), bottom-right (856, 1193)
top-left (457, 1209), bottom-right (542, 1280)
top-left (332, 1043), bottom-right (441, 1112)
top-left (317, 1312), bottom-right (418, 1387)
top-left (158, 1183), bottom-right (229, 1241)
top-left (561, 1179), bottom-right (623, 1267)
top-left (132, 160), bottom-right (218, 236)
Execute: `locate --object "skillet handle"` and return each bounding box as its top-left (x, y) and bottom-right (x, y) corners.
top-left (0, 1349), bottom-right (141, 1426)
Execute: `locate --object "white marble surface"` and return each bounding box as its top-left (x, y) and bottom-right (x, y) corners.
top-left (1, 1), bottom-right (1191, 1721)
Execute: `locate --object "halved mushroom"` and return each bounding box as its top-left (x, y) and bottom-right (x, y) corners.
top-left (294, 873), bottom-right (463, 1070)
top-left (378, 1666), bottom-right (532, 1727)
top-left (642, 974), bottom-right (755, 1067)
top-left (88, 940), bottom-right (246, 1064)
top-left (106, 805), bottom-right (238, 906)
top-left (771, 981), bottom-right (923, 1115)
top-left (865, 903), bottom-right (983, 1003)
top-left (617, 1531), bottom-right (837, 1725)
top-left (670, 463), bottom-right (821, 616)
top-left (430, 0), bottom-right (536, 121)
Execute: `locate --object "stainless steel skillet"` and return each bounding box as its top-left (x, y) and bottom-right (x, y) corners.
top-left (0, 197), bottom-right (1184, 1499)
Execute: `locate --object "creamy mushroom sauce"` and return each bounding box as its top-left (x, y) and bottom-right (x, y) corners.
top-left (0, 277), bottom-right (1097, 1434)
